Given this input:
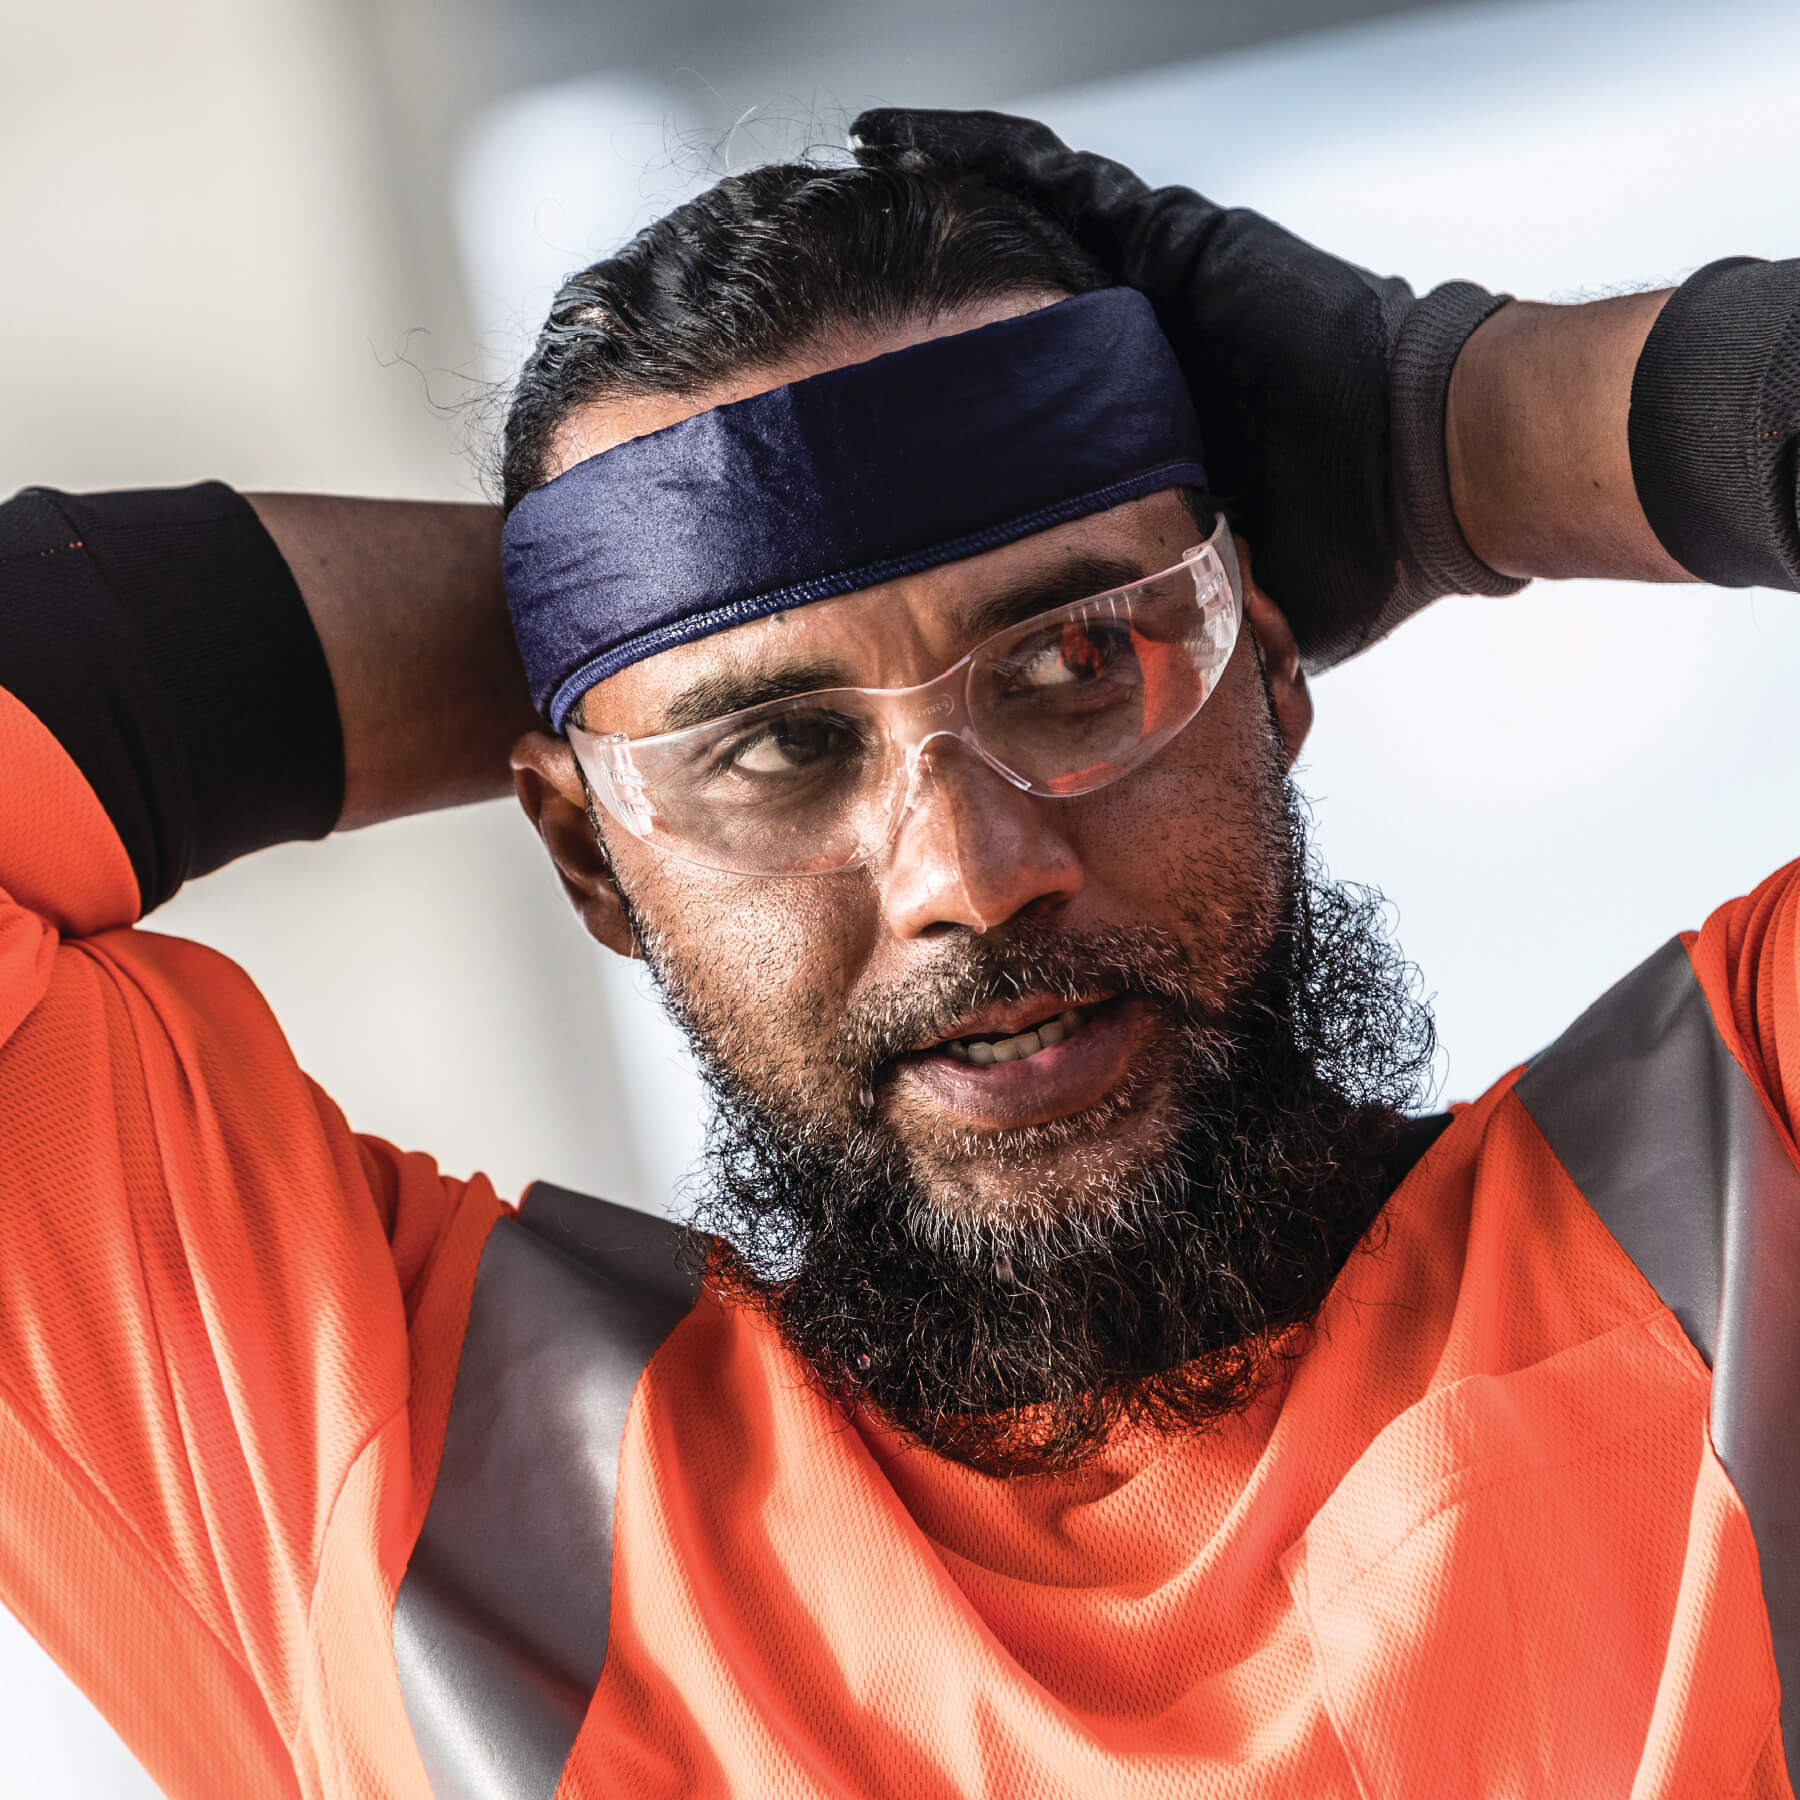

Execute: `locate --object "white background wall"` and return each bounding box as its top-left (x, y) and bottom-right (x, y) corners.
top-left (0, 0), bottom-right (1796, 1789)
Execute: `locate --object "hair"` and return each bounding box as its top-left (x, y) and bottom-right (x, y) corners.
top-left (500, 156), bottom-right (1116, 512)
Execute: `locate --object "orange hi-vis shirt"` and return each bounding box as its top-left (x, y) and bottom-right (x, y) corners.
top-left (3, 526), bottom-right (1799, 1790)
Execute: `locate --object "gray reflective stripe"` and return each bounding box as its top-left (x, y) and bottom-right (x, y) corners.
top-left (394, 1183), bottom-right (702, 1800)
top-left (1515, 936), bottom-right (1800, 1774)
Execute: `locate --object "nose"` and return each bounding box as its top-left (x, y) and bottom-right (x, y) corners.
top-left (878, 736), bottom-right (1083, 937)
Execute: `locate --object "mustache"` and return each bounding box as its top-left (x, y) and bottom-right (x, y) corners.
top-left (833, 920), bottom-right (1219, 1078)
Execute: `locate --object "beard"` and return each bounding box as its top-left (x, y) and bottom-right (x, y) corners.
top-left (621, 778), bottom-right (1437, 1476)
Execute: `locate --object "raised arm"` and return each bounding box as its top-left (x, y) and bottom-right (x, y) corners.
top-left (850, 110), bottom-right (1800, 657)
top-left (1445, 291), bottom-right (1683, 584)
top-left (1448, 260), bottom-right (1800, 591)
top-left (2, 483), bottom-right (529, 927)
top-left (0, 479), bottom-right (514, 1794)
top-left (247, 494), bottom-right (531, 830)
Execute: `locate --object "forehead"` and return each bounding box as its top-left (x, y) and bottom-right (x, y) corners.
top-left (581, 489), bottom-right (1199, 737)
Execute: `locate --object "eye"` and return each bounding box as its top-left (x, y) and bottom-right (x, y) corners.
top-left (718, 709), bottom-right (863, 778)
top-left (1003, 617), bottom-right (1135, 690)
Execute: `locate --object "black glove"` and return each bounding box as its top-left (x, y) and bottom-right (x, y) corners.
top-left (849, 107), bottom-right (1525, 669)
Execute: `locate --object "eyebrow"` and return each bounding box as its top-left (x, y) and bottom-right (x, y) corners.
top-left (654, 552), bottom-right (1155, 734)
top-left (954, 553), bottom-right (1149, 642)
top-left (659, 662), bottom-right (854, 733)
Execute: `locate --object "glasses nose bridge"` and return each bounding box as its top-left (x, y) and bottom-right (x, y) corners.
top-left (866, 661), bottom-right (1014, 860)
top-left (881, 660), bottom-right (974, 769)
top-left (881, 694), bottom-right (1054, 869)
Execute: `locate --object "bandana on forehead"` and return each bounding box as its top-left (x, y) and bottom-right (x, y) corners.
top-left (504, 287), bottom-right (1208, 729)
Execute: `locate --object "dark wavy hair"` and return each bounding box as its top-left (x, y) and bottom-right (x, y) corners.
top-left (500, 157), bottom-right (1114, 511)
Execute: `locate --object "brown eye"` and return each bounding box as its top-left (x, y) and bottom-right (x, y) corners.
top-left (1059, 620), bottom-right (1109, 680)
top-left (724, 711), bottom-right (862, 777)
top-left (1001, 618), bottom-right (1134, 692)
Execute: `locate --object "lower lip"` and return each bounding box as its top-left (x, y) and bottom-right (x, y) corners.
top-left (895, 998), bottom-right (1142, 1132)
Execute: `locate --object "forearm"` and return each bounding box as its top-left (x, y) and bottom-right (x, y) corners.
top-left (247, 495), bottom-right (534, 830)
top-left (1445, 291), bottom-right (1687, 583)
top-left (1446, 259), bottom-right (1800, 590)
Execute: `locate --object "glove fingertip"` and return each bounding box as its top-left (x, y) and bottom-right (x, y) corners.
top-left (848, 107), bottom-right (973, 160)
top-left (849, 106), bottom-right (1073, 171)
top-left (846, 107), bottom-right (907, 154)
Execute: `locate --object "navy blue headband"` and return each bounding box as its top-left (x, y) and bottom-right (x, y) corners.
top-left (504, 287), bottom-right (1208, 729)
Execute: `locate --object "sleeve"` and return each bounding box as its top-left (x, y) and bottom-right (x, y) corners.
top-left (0, 482), bottom-right (344, 923)
top-left (1629, 257), bottom-right (1800, 593)
top-left (1686, 858), bottom-right (1800, 1146)
top-left (0, 486), bottom-right (501, 1794)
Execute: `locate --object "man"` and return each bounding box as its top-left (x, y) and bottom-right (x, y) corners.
top-left (0, 110), bottom-right (1794, 1798)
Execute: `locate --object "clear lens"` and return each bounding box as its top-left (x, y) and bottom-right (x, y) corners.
top-left (970, 567), bottom-right (1228, 797)
top-left (615, 695), bottom-right (908, 875)
top-left (571, 525), bottom-right (1241, 878)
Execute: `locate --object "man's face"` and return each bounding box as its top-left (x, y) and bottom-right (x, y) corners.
top-left (594, 486), bottom-right (1297, 1217)
top-left (515, 300), bottom-right (1430, 1469)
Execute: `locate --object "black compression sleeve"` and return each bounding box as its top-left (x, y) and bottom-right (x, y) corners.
top-left (0, 482), bottom-right (344, 913)
top-left (1628, 257), bottom-right (1800, 590)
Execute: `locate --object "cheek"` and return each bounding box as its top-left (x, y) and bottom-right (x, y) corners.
top-left (620, 847), bottom-right (877, 1070)
top-left (1062, 654), bottom-right (1288, 954)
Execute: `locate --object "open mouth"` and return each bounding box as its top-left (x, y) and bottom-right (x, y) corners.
top-left (898, 995), bottom-right (1141, 1134)
top-left (937, 1002), bottom-right (1098, 1066)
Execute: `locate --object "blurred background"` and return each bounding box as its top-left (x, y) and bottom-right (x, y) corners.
top-left (3, 0), bottom-right (1799, 1788)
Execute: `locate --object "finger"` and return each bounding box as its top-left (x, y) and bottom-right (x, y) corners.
top-left (849, 107), bottom-right (1069, 164)
top-left (848, 106), bottom-right (1154, 223)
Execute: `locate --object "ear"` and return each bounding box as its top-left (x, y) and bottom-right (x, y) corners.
top-left (1236, 537), bottom-right (1313, 766)
top-left (510, 730), bottom-right (642, 959)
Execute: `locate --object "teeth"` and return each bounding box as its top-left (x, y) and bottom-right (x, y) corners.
top-left (943, 1004), bottom-right (1092, 1066)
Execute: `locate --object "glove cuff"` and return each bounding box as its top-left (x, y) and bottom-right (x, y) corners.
top-left (1387, 281), bottom-right (1528, 614)
top-left (1629, 256), bottom-right (1800, 590)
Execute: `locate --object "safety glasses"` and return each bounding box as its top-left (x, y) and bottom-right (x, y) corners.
top-left (568, 514), bottom-right (1243, 878)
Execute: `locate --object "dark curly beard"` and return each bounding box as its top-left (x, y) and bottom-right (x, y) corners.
top-left (630, 785), bottom-right (1436, 1476)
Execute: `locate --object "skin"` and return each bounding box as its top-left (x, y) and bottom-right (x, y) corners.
top-left (243, 496), bottom-right (534, 829)
top-left (511, 296), bottom-right (1314, 1220)
top-left (1447, 289), bottom-right (1681, 582)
